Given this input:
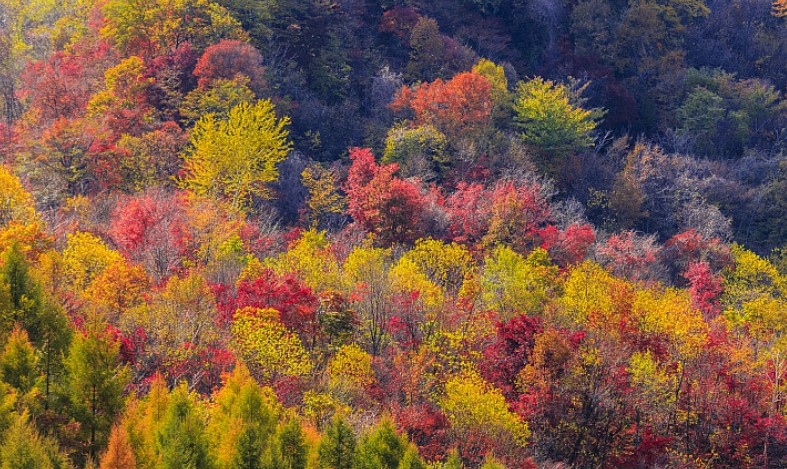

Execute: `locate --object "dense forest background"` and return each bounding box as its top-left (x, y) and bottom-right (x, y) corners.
top-left (4, 0), bottom-right (787, 468)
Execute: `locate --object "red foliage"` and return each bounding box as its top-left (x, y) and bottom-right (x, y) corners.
top-left (344, 148), bottom-right (428, 245)
top-left (166, 342), bottom-right (235, 395)
top-left (394, 404), bottom-right (450, 462)
top-left (216, 268), bottom-right (318, 336)
top-left (683, 260), bottom-right (723, 318)
top-left (19, 40), bottom-right (115, 123)
top-left (145, 43), bottom-right (200, 113)
top-left (380, 6), bottom-right (421, 39)
top-left (485, 179), bottom-right (553, 253)
top-left (193, 40), bottom-right (266, 93)
top-left (389, 71), bottom-right (493, 138)
top-left (110, 189), bottom-right (186, 281)
top-left (105, 324), bottom-right (146, 365)
top-left (480, 315), bottom-right (544, 401)
top-left (662, 229), bottom-right (733, 283)
top-left (444, 182), bottom-right (492, 246)
top-left (597, 231), bottom-right (663, 283)
top-left (539, 222), bottom-right (596, 267)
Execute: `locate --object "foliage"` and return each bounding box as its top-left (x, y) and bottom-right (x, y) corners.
top-left (179, 99), bottom-right (291, 213)
top-left (0, 166), bottom-right (37, 228)
top-left (390, 71), bottom-right (493, 140)
top-left (513, 77), bottom-right (603, 173)
top-left (439, 369), bottom-right (530, 449)
top-left (344, 148), bottom-right (428, 246)
top-left (231, 307), bottom-right (313, 382)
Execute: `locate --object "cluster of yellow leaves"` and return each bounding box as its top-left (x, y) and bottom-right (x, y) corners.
top-left (301, 164), bottom-right (345, 228)
top-left (723, 244), bottom-right (787, 310)
top-left (635, 288), bottom-right (708, 359)
top-left (482, 247), bottom-right (559, 318)
top-left (390, 256), bottom-right (444, 309)
top-left (439, 368), bottom-right (529, 447)
top-left (328, 343), bottom-right (374, 388)
top-left (180, 100), bottom-right (291, 213)
top-left (62, 232), bottom-right (149, 317)
top-left (87, 56), bottom-right (154, 115)
top-left (0, 166), bottom-right (37, 228)
top-left (231, 307), bottom-right (313, 381)
top-left (342, 243), bottom-right (391, 291)
top-left (628, 351), bottom-right (680, 419)
top-left (265, 229), bottom-right (341, 292)
top-left (473, 59), bottom-right (510, 115)
top-left (401, 238), bottom-right (473, 294)
top-left (561, 261), bottom-right (629, 327)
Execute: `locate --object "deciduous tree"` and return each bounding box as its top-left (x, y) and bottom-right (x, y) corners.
top-left (180, 100), bottom-right (291, 213)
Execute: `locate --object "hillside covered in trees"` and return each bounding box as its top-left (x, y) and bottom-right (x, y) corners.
top-left (4, 0), bottom-right (787, 468)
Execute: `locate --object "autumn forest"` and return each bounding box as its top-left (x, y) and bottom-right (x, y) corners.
top-left (3, 0), bottom-right (787, 468)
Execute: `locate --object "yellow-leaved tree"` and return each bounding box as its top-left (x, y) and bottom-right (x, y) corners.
top-left (231, 307), bottom-right (313, 382)
top-left (440, 368), bottom-right (530, 454)
top-left (0, 165), bottom-right (37, 228)
top-left (180, 100), bottom-right (291, 213)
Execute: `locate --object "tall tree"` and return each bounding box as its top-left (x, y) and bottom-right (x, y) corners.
top-left (65, 325), bottom-right (130, 460)
top-left (317, 416), bottom-right (356, 469)
top-left (179, 100), bottom-right (291, 213)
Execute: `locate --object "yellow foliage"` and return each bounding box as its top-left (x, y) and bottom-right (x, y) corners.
top-left (723, 244), bottom-right (787, 309)
top-left (634, 288), bottom-right (708, 358)
top-left (342, 243), bottom-right (392, 291)
top-left (265, 229), bottom-right (341, 292)
top-left (628, 351), bottom-right (679, 411)
top-left (473, 59), bottom-right (510, 111)
top-left (481, 246), bottom-right (559, 318)
top-left (182, 193), bottom-right (245, 268)
top-left (328, 344), bottom-right (374, 388)
top-left (180, 100), bottom-right (291, 213)
top-left (400, 238), bottom-right (474, 293)
top-left (440, 369), bottom-right (529, 447)
top-left (83, 261), bottom-right (149, 315)
top-left (0, 166), bottom-right (37, 228)
top-left (87, 56), bottom-right (153, 115)
top-left (561, 261), bottom-right (628, 326)
top-left (232, 307), bottom-right (313, 381)
top-left (0, 221), bottom-right (52, 262)
top-left (301, 164), bottom-right (345, 228)
top-left (390, 255), bottom-right (444, 309)
top-left (303, 390), bottom-right (350, 429)
top-left (62, 231), bottom-right (125, 293)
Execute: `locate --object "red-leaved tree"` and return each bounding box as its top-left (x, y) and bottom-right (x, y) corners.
top-left (344, 148), bottom-right (428, 245)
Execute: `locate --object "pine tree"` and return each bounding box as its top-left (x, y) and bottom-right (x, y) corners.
top-left (0, 412), bottom-right (66, 469)
top-left (277, 418), bottom-right (307, 469)
top-left (354, 419), bottom-right (408, 469)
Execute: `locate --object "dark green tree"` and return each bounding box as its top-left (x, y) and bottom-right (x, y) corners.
top-left (277, 418), bottom-right (308, 469)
